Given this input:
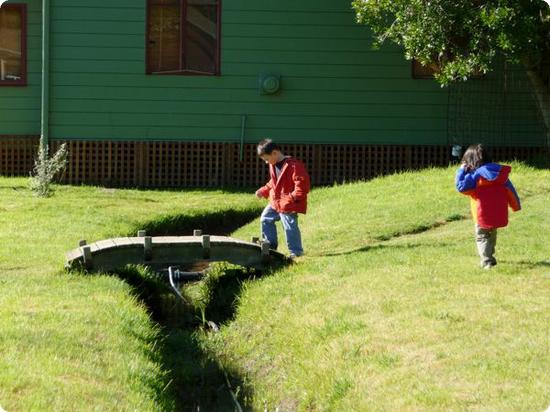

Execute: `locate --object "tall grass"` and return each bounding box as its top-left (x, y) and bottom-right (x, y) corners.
top-left (0, 178), bottom-right (260, 411)
top-left (203, 163), bottom-right (550, 411)
top-left (1, 161), bottom-right (548, 411)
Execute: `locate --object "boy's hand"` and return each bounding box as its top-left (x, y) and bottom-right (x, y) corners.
top-left (255, 190), bottom-right (263, 199)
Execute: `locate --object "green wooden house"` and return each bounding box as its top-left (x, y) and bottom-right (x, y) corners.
top-left (0, 0), bottom-right (546, 187)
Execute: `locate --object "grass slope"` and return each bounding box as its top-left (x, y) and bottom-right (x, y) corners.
top-left (0, 178), bottom-right (261, 411)
top-left (1, 163), bottom-right (548, 411)
top-left (204, 164), bottom-right (550, 411)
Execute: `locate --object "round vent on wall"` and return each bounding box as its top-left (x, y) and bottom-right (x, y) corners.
top-left (259, 74), bottom-right (281, 95)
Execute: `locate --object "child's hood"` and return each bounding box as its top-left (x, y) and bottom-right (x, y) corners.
top-left (476, 163), bottom-right (511, 185)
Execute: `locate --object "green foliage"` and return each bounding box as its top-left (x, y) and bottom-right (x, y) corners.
top-left (29, 137), bottom-right (68, 197)
top-left (352, 0), bottom-right (550, 85)
top-left (181, 262), bottom-right (257, 326)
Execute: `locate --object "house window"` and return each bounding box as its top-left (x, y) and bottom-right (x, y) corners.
top-left (147, 0), bottom-right (220, 75)
top-left (412, 59), bottom-right (439, 79)
top-left (0, 4), bottom-right (26, 86)
top-left (412, 58), bottom-right (483, 79)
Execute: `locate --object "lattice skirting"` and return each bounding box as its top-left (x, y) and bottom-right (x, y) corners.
top-left (0, 136), bottom-right (546, 187)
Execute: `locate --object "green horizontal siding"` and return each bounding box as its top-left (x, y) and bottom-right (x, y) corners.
top-left (45, 0), bottom-right (448, 144)
top-left (0, 1), bottom-right (42, 135)
top-left (447, 63), bottom-right (546, 147)
top-left (0, 0), bottom-right (545, 147)
top-left (50, 126), bottom-right (443, 145)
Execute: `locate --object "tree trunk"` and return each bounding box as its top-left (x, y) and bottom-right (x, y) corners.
top-left (526, 69), bottom-right (550, 149)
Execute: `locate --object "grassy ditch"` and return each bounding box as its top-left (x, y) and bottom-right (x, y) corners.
top-left (0, 179), bottom-right (263, 411)
top-left (111, 262), bottom-right (264, 411)
top-left (1, 161), bottom-right (548, 411)
top-left (201, 163), bottom-right (550, 411)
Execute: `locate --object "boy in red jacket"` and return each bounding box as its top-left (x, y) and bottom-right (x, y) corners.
top-left (455, 144), bottom-right (521, 269)
top-left (255, 139), bottom-right (310, 258)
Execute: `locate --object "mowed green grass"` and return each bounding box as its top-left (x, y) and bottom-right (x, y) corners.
top-left (203, 164), bottom-right (550, 411)
top-left (1, 162), bottom-right (548, 411)
top-left (0, 178), bottom-right (261, 411)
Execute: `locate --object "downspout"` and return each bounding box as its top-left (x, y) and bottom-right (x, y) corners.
top-left (40, 0), bottom-right (50, 145)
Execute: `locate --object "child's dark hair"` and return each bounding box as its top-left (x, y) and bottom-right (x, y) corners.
top-left (257, 139), bottom-right (280, 156)
top-left (461, 144), bottom-right (492, 170)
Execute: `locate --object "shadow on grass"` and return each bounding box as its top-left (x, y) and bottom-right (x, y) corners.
top-left (504, 259), bottom-right (550, 269)
top-left (372, 214), bottom-right (466, 242)
top-left (0, 184), bottom-right (28, 190)
top-left (317, 235), bottom-right (456, 258)
top-left (113, 264), bottom-right (260, 411)
top-left (317, 242), bottom-right (427, 257)
top-left (99, 207), bottom-right (281, 411)
top-left (138, 207), bottom-right (261, 237)
top-left (316, 214), bottom-right (466, 258)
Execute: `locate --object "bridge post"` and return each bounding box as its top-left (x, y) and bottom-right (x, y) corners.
top-left (78, 240), bottom-right (87, 247)
top-left (137, 230), bottom-right (146, 237)
top-left (202, 235), bottom-right (210, 259)
top-left (81, 245), bottom-right (93, 269)
top-left (193, 229), bottom-right (202, 236)
top-left (260, 240), bottom-right (270, 263)
top-left (144, 236), bottom-right (152, 260)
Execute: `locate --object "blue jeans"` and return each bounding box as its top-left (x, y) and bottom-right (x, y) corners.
top-left (260, 204), bottom-right (303, 256)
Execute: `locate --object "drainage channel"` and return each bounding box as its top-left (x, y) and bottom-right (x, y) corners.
top-left (74, 208), bottom-right (284, 410)
top-left (112, 260), bottom-right (259, 411)
top-left (166, 264), bottom-right (244, 411)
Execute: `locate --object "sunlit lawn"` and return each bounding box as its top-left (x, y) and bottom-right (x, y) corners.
top-left (0, 178), bottom-right (260, 411)
top-left (205, 163), bottom-right (550, 411)
top-left (0, 161), bottom-right (548, 411)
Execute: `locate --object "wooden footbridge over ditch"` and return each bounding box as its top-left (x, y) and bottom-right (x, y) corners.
top-left (65, 230), bottom-right (288, 273)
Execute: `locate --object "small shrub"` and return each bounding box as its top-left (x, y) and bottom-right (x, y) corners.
top-left (29, 137), bottom-right (67, 197)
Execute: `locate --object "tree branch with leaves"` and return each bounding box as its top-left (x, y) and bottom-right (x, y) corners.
top-left (352, 0), bottom-right (550, 144)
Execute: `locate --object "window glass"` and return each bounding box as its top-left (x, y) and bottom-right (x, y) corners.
top-left (148, 0), bottom-right (181, 73)
top-left (0, 5), bottom-right (25, 84)
top-left (412, 59), bottom-right (483, 79)
top-left (184, 0), bottom-right (218, 74)
top-left (412, 59), bottom-right (439, 79)
top-left (147, 0), bottom-right (219, 75)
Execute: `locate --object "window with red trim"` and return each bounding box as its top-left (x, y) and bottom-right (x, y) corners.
top-left (412, 58), bottom-right (483, 79)
top-left (0, 4), bottom-right (26, 86)
top-left (412, 59), bottom-right (439, 79)
top-left (147, 0), bottom-right (220, 75)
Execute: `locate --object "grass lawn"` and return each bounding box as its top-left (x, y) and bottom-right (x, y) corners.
top-left (204, 163), bottom-right (550, 411)
top-left (0, 162), bottom-right (548, 411)
top-left (0, 178), bottom-right (262, 411)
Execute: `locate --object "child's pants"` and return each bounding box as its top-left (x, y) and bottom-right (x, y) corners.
top-left (475, 225), bottom-right (497, 267)
top-left (260, 204), bottom-right (303, 256)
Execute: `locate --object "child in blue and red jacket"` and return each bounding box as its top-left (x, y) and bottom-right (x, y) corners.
top-left (455, 144), bottom-right (521, 269)
top-left (255, 139), bottom-right (310, 258)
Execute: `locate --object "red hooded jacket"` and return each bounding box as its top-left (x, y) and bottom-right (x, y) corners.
top-left (455, 163), bottom-right (521, 229)
top-left (256, 157), bottom-right (310, 214)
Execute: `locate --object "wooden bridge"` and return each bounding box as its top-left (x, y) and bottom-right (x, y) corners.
top-left (65, 230), bottom-right (287, 273)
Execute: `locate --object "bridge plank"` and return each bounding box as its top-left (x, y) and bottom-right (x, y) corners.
top-left (92, 239), bottom-right (117, 252)
top-left (65, 235), bottom-right (287, 272)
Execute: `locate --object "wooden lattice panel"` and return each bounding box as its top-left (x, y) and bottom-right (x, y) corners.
top-left (60, 141), bottom-right (138, 186)
top-left (417, 145), bottom-right (449, 169)
top-left (229, 143), bottom-right (268, 188)
top-left (491, 146), bottom-right (543, 162)
top-left (0, 135), bottom-right (39, 176)
top-left (1, 136), bottom-right (546, 187)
